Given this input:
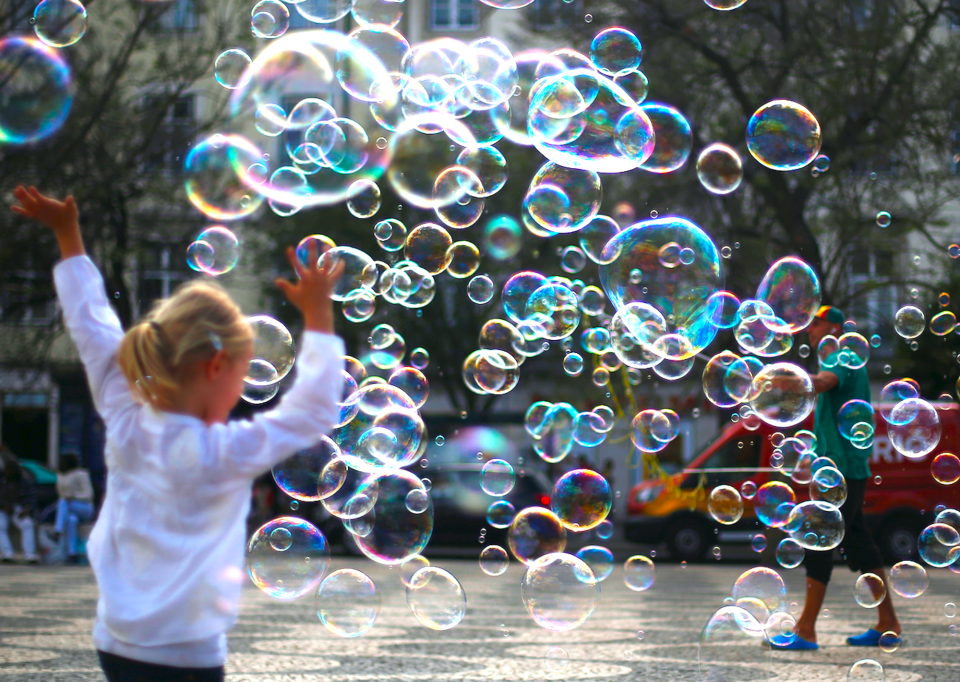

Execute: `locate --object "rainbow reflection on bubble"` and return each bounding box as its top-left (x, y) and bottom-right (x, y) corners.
top-left (0, 37), bottom-right (73, 145)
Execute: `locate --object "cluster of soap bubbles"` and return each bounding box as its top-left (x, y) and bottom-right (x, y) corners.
top-left (524, 400), bottom-right (615, 461)
top-left (21, 0), bottom-right (946, 653)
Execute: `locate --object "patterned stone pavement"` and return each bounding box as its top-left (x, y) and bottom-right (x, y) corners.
top-left (0, 557), bottom-right (957, 681)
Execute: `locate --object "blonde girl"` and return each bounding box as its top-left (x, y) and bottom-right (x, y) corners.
top-left (11, 186), bottom-right (345, 682)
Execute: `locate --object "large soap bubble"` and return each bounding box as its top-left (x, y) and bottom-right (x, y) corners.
top-left (247, 517), bottom-right (330, 599)
top-left (550, 469), bottom-right (612, 531)
top-left (33, 0), bottom-right (87, 48)
top-left (521, 553), bottom-right (600, 631)
top-left (246, 316), bottom-right (296, 385)
top-left (746, 100), bottom-right (821, 171)
top-left (696, 143), bottom-right (743, 194)
top-left (315, 568), bottom-right (380, 637)
top-left (699, 606), bottom-right (771, 682)
top-left (334, 383), bottom-right (424, 471)
top-left (599, 216), bottom-right (723, 360)
top-left (350, 469), bottom-right (433, 565)
top-left (272, 436), bottom-right (342, 501)
top-left (525, 162), bottom-right (603, 233)
top-left (508, 506), bottom-right (567, 564)
top-left (184, 134), bottom-right (265, 221)
top-left (748, 363), bottom-right (815, 428)
top-left (640, 103), bottom-right (693, 173)
top-left (0, 37), bottom-right (73, 146)
top-left (888, 398), bottom-right (941, 459)
top-left (406, 566), bottom-right (466, 630)
top-left (784, 500), bottom-right (844, 550)
top-left (732, 566), bottom-right (787, 619)
top-left (756, 257), bottom-right (821, 333)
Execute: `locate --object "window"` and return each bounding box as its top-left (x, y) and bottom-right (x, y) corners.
top-left (528, 0), bottom-right (582, 30)
top-left (139, 244), bottom-right (190, 315)
top-left (847, 247), bottom-right (897, 347)
top-left (431, 0), bottom-right (478, 30)
top-left (150, 0), bottom-right (199, 32)
top-left (143, 94), bottom-right (195, 174)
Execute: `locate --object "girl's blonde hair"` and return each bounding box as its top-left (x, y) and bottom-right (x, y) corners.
top-left (118, 279), bottom-right (253, 407)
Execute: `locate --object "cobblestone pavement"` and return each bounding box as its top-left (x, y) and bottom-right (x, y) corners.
top-left (0, 557), bottom-right (957, 681)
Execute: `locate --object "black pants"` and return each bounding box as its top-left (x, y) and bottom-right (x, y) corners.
top-left (803, 477), bottom-right (884, 585)
top-left (98, 651), bottom-right (224, 682)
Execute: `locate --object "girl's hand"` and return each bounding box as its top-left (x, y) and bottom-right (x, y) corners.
top-left (274, 242), bottom-right (345, 334)
top-left (10, 185), bottom-right (85, 258)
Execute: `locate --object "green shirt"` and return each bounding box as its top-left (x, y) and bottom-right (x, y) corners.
top-left (813, 353), bottom-right (872, 480)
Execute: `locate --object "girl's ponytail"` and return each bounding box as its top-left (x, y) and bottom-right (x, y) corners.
top-left (117, 280), bottom-right (252, 408)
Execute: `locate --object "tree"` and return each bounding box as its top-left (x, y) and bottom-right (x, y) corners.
top-left (562, 0), bottom-right (960, 329)
top-left (0, 0), bottom-right (249, 363)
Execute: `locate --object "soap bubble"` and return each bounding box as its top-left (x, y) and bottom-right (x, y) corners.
top-left (599, 216), bottom-right (722, 360)
top-left (698, 606), bottom-right (769, 682)
top-left (187, 226), bottom-right (240, 276)
top-left (932, 453), bottom-right (960, 485)
top-left (272, 436), bottom-right (341, 501)
top-left (613, 69), bottom-right (648, 104)
top-left (483, 215), bottom-right (524, 260)
top-left (889, 561), bottom-right (929, 598)
top-left (879, 631), bottom-right (901, 652)
top-left (623, 555), bottom-right (655, 591)
top-left (733, 566), bottom-right (787, 616)
top-left (696, 144), bottom-right (743, 194)
top-left (486, 500), bottom-right (517, 528)
top-left (930, 311), bottom-right (957, 336)
top-left (748, 363), bottom-right (816, 428)
top-left (879, 380), bottom-right (919, 422)
top-left (525, 162), bottom-right (602, 233)
top-left (563, 353), bottom-right (584, 376)
top-left (848, 659), bottom-right (884, 682)
top-left (756, 257), bottom-right (821, 333)
top-left (810, 466), bottom-right (848, 506)
top-left (33, 0), bottom-right (87, 48)
top-left (741, 480), bottom-right (758, 500)
top-left (184, 134), bottom-right (264, 221)
top-left (894, 305), bottom-right (925, 339)
top-left (352, 0), bottom-right (405, 26)
top-left (589, 27), bottom-right (642, 77)
top-left (446, 242), bottom-right (481, 278)
top-left (247, 517), bottom-right (330, 599)
top-left (507, 507), bottom-right (567, 564)
top-left (746, 100), bottom-right (821, 171)
top-left (579, 215), bottom-right (622, 264)
top-left (521, 553), bottom-right (600, 631)
top-left (784, 500), bottom-right (844, 550)
top-left (215, 49), bottom-right (252, 89)
top-left (334, 385), bottom-right (425, 472)
top-left (561, 246), bottom-right (587, 274)
top-left (754, 481), bottom-right (796, 528)
top-left (467, 274), bottom-right (496, 304)
top-left (551, 469), bottom-right (612, 531)
top-left (479, 544), bottom-right (510, 576)
top-left (251, 0), bottom-right (290, 39)
top-left (776, 537), bottom-right (804, 568)
top-left (854, 573), bottom-right (887, 608)
top-left (354, 469), bottom-right (433, 565)
top-left (918, 523), bottom-right (960, 568)
top-left (876, 211), bottom-right (892, 228)
top-left (704, 0), bottom-right (748, 9)
top-left (480, 459), bottom-right (516, 497)
top-left (315, 568), bottom-right (380, 637)
top-left (888, 398), bottom-right (940, 459)
top-left (246, 316), bottom-right (296, 385)
top-left (751, 534), bottom-right (767, 553)
top-left (708, 485), bottom-right (744, 525)
top-left (545, 646), bottom-right (569, 670)
top-left (631, 409), bottom-right (674, 453)
top-left (576, 545), bottom-right (614, 581)
top-left (406, 566), bottom-right (466, 630)
top-left (388, 367), bottom-right (429, 408)
top-left (409, 348), bottom-right (430, 370)
top-left (319, 247), bottom-right (377, 301)
top-left (640, 103), bottom-right (693, 173)
top-left (457, 146), bottom-right (508, 198)
top-left (346, 179), bottom-right (381, 218)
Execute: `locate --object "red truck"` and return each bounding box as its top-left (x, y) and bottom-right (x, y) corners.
top-left (625, 403), bottom-right (960, 562)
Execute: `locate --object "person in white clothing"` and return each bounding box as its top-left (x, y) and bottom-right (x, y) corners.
top-left (11, 186), bottom-right (345, 682)
top-left (54, 452), bottom-right (96, 563)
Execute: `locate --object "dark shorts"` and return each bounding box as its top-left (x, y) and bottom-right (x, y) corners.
top-left (803, 477), bottom-right (884, 584)
top-left (98, 651), bottom-right (225, 682)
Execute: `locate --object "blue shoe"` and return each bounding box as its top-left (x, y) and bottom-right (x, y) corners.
top-left (770, 635), bottom-right (819, 650)
top-left (846, 629), bottom-right (882, 646)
